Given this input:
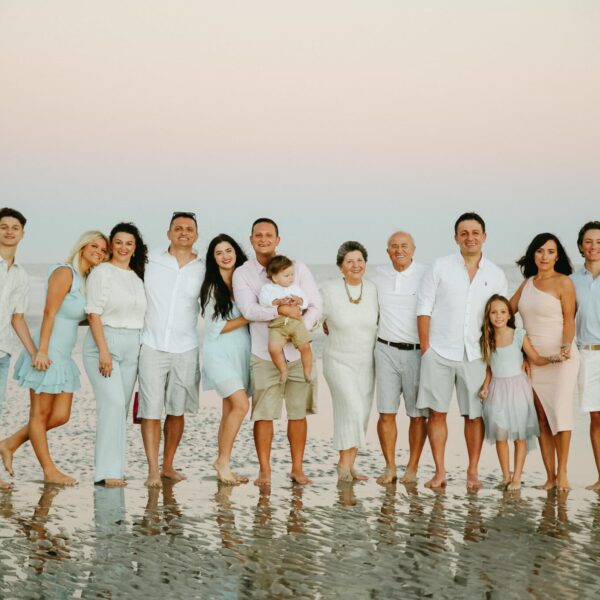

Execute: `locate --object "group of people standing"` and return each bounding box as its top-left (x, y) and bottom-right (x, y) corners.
top-left (0, 207), bottom-right (599, 494)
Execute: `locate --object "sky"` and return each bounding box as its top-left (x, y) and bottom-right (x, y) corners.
top-left (1, 1), bottom-right (599, 265)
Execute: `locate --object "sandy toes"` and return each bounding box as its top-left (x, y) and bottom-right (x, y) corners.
top-left (398, 470), bottom-right (417, 484)
top-left (0, 479), bottom-right (12, 491)
top-left (43, 470), bottom-right (77, 486)
top-left (0, 442), bottom-right (14, 477)
top-left (161, 469), bottom-right (187, 482)
top-left (103, 479), bottom-right (127, 487)
top-left (585, 479), bottom-right (600, 491)
top-left (425, 474), bottom-right (447, 489)
top-left (214, 461), bottom-right (239, 485)
top-left (145, 473), bottom-right (162, 488)
top-left (537, 479), bottom-right (556, 491)
top-left (254, 470), bottom-right (271, 486)
top-left (376, 468), bottom-right (398, 485)
top-left (290, 471), bottom-right (312, 485)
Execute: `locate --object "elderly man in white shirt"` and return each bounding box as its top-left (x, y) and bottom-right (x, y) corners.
top-left (138, 212), bottom-right (205, 488)
top-left (0, 208), bottom-right (36, 490)
top-left (375, 231), bottom-right (429, 485)
top-left (416, 212), bottom-right (507, 490)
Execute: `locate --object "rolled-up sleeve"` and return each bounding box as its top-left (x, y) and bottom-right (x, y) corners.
top-left (233, 268), bottom-right (278, 322)
top-left (296, 262), bottom-right (322, 330)
top-left (85, 267), bottom-right (109, 315)
top-left (416, 265), bottom-right (437, 317)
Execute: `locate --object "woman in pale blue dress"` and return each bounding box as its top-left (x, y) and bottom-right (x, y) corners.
top-left (200, 234), bottom-right (251, 484)
top-left (0, 231), bottom-right (108, 485)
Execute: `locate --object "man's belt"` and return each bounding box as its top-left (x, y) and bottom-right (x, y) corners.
top-left (377, 337), bottom-right (420, 351)
top-left (580, 344), bottom-right (600, 351)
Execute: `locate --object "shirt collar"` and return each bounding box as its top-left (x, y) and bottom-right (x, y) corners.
top-left (153, 247), bottom-right (199, 267)
top-left (252, 257), bottom-right (267, 273)
top-left (455, 251), bottom-right (487, 269)
top-left (0, 255), bottom-right (22, 270)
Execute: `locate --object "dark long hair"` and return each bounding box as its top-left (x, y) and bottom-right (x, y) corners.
top-left (516, 232), bottom-right (572, 278)
top-left (200, 234), bottom-right (248, 321)
top-left (109, 222), bottom-right (148, 280)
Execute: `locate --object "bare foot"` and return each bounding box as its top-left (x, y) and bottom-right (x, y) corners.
top-left (556, 475), bottom-right (571, 491)
top-left (538, 478), bottom-right (556, 490)
top-left (501, 471), bottom-right (512, 487)
top-left (467, 470), bottom-right (482, 491)
top-left (0, 479), bottom-right (12, 491)
top-left (507, 480), bottom-right (521, 491)
top-left (104, 479), bottom-right (127, 487)
top-left (232, 471), bottom-right (249, 484)
top-left (161, 468), bottom-right (186, 481)
top-left (376, 467), bottom-right (398, 485)
top-left (0, 442), bottom-right (14, 477)
top-left (290, 471), bottom-right (312, 485)
top-left (350, 468), bottom-right (368, 481)
top-left (144, 473), bottom-right (162, 488)
top-left (585, 479), bottom-right (600, 491)
top-left (214, 461), bottom-right (238, 485)
top-left (336, 466), bottom-right (353, 482)
top-left (398, 470), bottom-right (417, 484)
top-left (44, 470), bottom-right (77, 486)
top-left (254, 470), bottom-right (271, 486)
top-left (424, 473), bottom-right (447, 489)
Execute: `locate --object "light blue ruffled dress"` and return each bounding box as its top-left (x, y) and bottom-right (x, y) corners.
top-left (202, 297), bottom-right (251, 398)
top-left (482, 328), bottom-right (540, 452)
top-left (14, 263), bottom-right (84, 394)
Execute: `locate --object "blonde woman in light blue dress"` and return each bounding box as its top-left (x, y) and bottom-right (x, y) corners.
top-left (0, 231), bottom-right (108, 485)
top-left (200, 234), bottom-right (251, 485)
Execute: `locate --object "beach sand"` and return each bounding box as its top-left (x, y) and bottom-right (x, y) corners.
top-left (1, 348), bottom-right (600, 599)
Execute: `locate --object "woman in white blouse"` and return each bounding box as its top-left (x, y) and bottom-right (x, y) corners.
top-left (83, 223), bottom-right (148, 486)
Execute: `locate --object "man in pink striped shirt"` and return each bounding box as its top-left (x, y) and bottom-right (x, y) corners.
top-left (233, 218), bottom-right (322, 486)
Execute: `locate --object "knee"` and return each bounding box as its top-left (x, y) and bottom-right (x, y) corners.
top-left (590, 412), bottom-right (600, 427)
top-left (52, 412), bottom-right (71, 428)
top-left (429, 410), bottom-right (446, 423)
top-left (379, 413), bottom-right (396, 425)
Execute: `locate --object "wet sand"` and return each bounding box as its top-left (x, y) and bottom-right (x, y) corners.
top-left (1, 350), bottom-right (600, 599)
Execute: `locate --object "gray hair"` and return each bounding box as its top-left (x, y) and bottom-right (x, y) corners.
top-left (336, 240), bottom-right (368, 266)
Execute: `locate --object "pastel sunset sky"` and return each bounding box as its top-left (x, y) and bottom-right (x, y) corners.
top-left (1, 1), bottom-right (599, 264)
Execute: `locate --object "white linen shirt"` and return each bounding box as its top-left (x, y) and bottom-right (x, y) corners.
top-left (141, 248), bottom-right (204, 353)
top-left (259, 282), bottom-right (309, 310)
top-left (417, 253), bottom-right (508, 361)
top-left (85, 263), bottom-right (147, 329)
top-left (0, 257), bottom-right (29, 357)
top-left (375, 261), bottom-right (428, 344)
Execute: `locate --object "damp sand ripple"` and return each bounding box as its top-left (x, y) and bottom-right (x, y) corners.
top-left (1, 365), bottom-right (600, 598)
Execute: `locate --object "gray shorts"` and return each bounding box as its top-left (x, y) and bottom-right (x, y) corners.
top-left (416, 349), bottom-right (486, 419)
top-left (138, 344), bottom-right (200, 419)
top-left (375, 344), bottom-right (427, 417)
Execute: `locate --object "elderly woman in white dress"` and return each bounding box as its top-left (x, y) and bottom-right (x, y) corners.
top-left (321, 241), bottom-right (378, 481)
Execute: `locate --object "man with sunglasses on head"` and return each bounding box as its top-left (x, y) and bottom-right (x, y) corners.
top-left (138, 212), bottom-right (204, 488)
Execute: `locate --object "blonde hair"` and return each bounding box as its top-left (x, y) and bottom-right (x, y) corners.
top-left (480, 294), bottom-right (516, 365)
top-left (66, 230), bottom-right (109, 276)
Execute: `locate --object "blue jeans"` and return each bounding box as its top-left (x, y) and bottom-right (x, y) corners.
top-left (0, 354), bottom-right (10, 418)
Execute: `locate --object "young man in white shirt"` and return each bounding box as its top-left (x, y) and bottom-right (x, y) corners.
top-left (374, 231), bottom-right (429, 485)
top-left (416, 212), bottom-right (507, 490)
top-left (0, 208), bottom-right (36, 490)
top-left (138, 212), bottom-right (205, 488)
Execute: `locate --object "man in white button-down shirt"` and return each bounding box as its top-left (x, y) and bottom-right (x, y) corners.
top-left (138, 212), bottom-right (205, 488)
top-left (0, 208), bottom-right (36, 490)
top-left (374, 231), bottom-right (429, 485)
top-left (416, 213), bottom-right (507, 490)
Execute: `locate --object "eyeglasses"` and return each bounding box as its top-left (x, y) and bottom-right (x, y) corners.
top-left (171, 211), bottom-right (197, 223)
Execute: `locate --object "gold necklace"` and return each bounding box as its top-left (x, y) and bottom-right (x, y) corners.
top-left (343, 278), bottom-right (363, 304)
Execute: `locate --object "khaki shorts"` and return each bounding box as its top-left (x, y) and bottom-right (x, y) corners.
top-left (416, 349), bottom-right (486, 419)
top-left (138, 344), bottom-right (200, 419)
top-left (268, 316), bottom-right (311, 347)
top-left (250, 355), bottom-right (316, 421)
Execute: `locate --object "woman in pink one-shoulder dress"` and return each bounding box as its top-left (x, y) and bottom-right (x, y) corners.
top-left (511, 233), bottom-right (579, 491)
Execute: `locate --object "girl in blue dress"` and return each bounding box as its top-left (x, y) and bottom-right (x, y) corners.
top-left (200, 234), bottom-right (251, 485)
top-left (0, 231), bottom-right (108, 485)
top-left (479, 295), bottom-right (563, 490)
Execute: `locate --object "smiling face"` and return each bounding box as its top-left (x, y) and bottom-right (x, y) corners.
top-left (455, 219), bottom-right (486, 258)
top-left (339, 250), bottom-right (366, 285)
top-left (0, 216), bottom-right (25, 249)
top-left (488, 299), bottom-right (510, 329)
top-left (580, 228), bottom-right (600, 266)
top-left (214, 241), bottom-right (237, 271)
top-left (81, 237), bottom-right (108, 271)
top-left (387, 232), bottom-right (415, 271)
top-left (534, 239), bottom-right (558, 273)
top-left (167, 217), bottom-right (198, 250)
top-left (111, 231), bottom-right (136, 265)
top-left (250, 221), bottom-right (280, 260)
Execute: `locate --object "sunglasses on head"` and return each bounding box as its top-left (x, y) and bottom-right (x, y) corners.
top-left (171, 211), bottom-right (197, 223)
